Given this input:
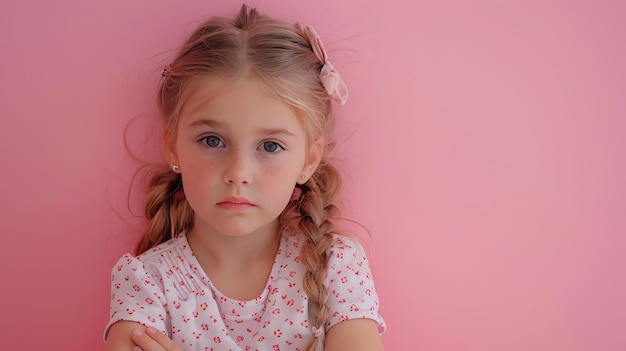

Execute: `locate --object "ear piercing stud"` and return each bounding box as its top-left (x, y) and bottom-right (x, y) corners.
top-left (172, 165), bottom-right (179, 171)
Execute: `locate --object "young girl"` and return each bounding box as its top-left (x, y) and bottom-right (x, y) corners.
top-left (104, 4), bottom-right (385, 351)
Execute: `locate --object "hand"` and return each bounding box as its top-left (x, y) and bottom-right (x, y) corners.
top-left (130, 326), bottom-right (183, 351)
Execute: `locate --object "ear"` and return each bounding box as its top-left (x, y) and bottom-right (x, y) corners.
top-left (163, 129), bottom-right (179, 169)
top-left (298, 137), bottom-right (324, 184)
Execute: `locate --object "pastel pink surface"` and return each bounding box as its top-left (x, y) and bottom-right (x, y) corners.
top-left (1, 1), bottom-right (625, 350)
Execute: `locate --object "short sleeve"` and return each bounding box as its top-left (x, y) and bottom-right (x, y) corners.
top-left (325, 236), bottom-right (386, 333)
top-left (103, 254), bottom-right (169, 339)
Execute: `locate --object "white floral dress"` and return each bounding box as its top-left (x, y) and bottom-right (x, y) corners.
top-left (105, 231), bottom-right (385, 351)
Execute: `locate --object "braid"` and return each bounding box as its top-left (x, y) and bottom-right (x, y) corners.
top-left (135, 167), bottom-right (194, 255)
top-left (282, 162), bottom-right (342, 351)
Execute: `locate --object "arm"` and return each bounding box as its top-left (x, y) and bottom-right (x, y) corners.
top-left (325, 319), bottom-right (384, 351)
top-left (108, 319), bottom-right (383, 351)
top-left (131, 326), bottom-right (183, 351)
top-left (105, 322), bottom-right (183, 351)
top-left (104, 321), bottom-right (144, 351)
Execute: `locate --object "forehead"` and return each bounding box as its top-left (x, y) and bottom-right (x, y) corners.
top-left (179, 77), bottom-right (301, 128)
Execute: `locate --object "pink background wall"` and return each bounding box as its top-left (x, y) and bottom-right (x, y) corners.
top-left (1, 1), bottom-right (624, 350)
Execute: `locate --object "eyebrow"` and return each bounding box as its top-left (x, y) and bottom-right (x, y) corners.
top-left (187, 119), bottom-right (222, 128)
top-left (257, 127), bottom-right (297, 137)
top-left (187, 119), bottom-right (297, 137)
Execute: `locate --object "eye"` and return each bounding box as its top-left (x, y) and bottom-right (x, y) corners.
top-left (200, 135), bottom-right (224, 148)
top-left (260, 141), bottom-right (284, 153)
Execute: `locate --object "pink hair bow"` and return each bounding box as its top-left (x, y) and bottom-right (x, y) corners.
top-left (296, 23), bottom-right (349, 105)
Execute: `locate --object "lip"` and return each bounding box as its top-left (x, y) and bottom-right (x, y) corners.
top-left (217, 196), bottom-right (255, 211)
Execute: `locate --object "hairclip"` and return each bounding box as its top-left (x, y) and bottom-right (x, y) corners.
top-left (296, 23), bottom-right (349, 105)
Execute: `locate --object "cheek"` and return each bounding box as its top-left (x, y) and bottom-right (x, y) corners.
top-left (263, 162), bottom-right (300, 184)
top-left (260, 165), bottom-right (299, 202)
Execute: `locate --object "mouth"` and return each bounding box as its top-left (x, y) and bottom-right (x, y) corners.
top-left (217, 197), bottom-right (255, 211)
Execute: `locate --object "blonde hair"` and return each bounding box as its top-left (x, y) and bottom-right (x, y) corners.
top-left (136, 5), bottom-right (341, 350)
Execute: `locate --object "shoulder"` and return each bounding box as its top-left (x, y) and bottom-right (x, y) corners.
top-left (283, 231), bottom-right (367, 258)
top-left (110, 235), bottom-right (188, 280)
top-left (326, 235), bottom-right (373, 283)
top-left (135, 235), bottom-right (185, 263)
top-left (328, 235), bottom-right (369, 269)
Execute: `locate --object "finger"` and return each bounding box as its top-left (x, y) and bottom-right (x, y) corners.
top-left (130, 328), bottom-right (166, 351)
top-left (145, 327), bottom-right (183, 351)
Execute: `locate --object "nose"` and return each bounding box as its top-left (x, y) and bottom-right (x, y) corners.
top-left (223, 149), bottom-right (253, 185)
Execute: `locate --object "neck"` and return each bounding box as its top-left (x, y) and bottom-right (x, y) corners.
top-left (187, 220), bottom-right (281, 265)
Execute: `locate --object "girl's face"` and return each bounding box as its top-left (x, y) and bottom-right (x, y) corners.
top-left (167, 78), bottom-right (321, 239)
